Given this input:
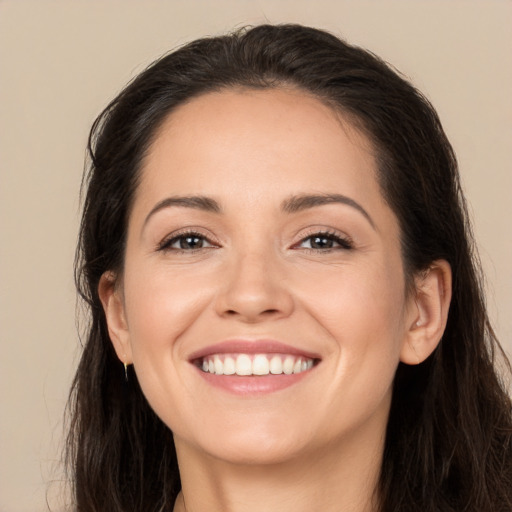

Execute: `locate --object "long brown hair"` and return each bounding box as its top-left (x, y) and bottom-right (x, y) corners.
top-left (69, 24), bottom-right (512, 511)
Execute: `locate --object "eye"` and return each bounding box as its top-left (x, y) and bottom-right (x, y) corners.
top-left (158, 231), bottom-right (216, 252)
top-left (297, 232), bottom-right (353, 251)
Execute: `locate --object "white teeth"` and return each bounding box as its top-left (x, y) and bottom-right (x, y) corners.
top-left (214, 355), bottom-right (223, 375)
top-left (199, 353), bottom-right (315, 376)
top-left (223, 356), bottom-right (235, 375)
top-left (283, 356), bottom-right (294, 375)
top-left (235, 354), bottom-right (252, 376)
top-left (252, 354), bottom-right (270, 375)
top-left (269, 355), bottom-right (283, 375)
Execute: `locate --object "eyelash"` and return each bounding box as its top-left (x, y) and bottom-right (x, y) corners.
top-left (157, 230), bottom-right (217, 253)
top-left (157, 229), bottom-right (353, 253)
top-left (294, 230), bottom-right (354, 252)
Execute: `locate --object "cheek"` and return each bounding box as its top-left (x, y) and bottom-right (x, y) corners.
top-left (122, 262), bottom-right (212, 362)
top-left (300, 256), bottom-right (406, 338)
top-left (298, 259), bottom-right (407, 386)
top-left (120, 262), bottom-right (216, 427)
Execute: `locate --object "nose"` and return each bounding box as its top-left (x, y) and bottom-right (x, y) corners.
top-left (214, 249), bottom-right (294, 323)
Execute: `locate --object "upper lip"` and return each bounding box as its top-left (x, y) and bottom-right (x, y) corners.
top-left (188, 339), bottom-right (322, 362)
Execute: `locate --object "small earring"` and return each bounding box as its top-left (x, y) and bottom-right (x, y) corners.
top-left (124, 362), bottom-right (129, 382)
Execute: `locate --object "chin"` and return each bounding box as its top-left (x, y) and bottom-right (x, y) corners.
top-left (205, 436), bottom-right (306, 466)
top-left (177, 418), bottom-right (315, 466)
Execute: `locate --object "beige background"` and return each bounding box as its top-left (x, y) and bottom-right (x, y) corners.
top-left (0, 1), bottom-right (510, 510)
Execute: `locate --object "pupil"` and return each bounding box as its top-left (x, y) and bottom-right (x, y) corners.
top-left (312, 236), bottom-right (333, 249)
top-left (180, 236), bottom-right (202, 249)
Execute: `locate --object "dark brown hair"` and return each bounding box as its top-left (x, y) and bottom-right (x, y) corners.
top-left (69, 24), bottom-right (512, 511)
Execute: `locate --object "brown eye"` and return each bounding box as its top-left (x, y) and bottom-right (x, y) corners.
top-left (299, 233), bottom-right (353, 250)
top-left (178, 235), bottom-right (206, 250)
top-left (309, 236), bottom-right (335, 249)
top-left (158, 232), bottom-right (215, 252)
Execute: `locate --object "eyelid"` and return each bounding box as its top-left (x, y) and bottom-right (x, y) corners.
top-left (291, 228), bottom-right (354, 251)
top-left (155, 226), bottom-right (353, 252)
top-left (156, 227), bottom-right (220, 252)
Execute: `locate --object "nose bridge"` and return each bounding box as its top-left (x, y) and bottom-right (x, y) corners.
top-left (215, 240), bottom-right (293, 321)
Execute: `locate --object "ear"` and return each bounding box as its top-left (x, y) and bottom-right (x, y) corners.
top-left (98, 271), bottom-right (133, 365)
top-left (400, 260), bottom-right (452, 365)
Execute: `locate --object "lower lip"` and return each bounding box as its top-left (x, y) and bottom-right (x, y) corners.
top-left (194, 367), bottom-right (313, 395)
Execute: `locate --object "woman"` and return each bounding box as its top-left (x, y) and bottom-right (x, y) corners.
top-left (68, 24), bottom-right (512, 511)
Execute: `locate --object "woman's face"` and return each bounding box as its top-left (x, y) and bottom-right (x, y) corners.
top-left (106, 88), bottom-right (419, 464)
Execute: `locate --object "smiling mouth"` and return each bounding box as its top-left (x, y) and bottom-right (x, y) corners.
top-left (195, 353), bottom-right (318, 376)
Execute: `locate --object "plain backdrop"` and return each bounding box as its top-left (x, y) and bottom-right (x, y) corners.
top-left (0, 1), bottom-right (511, 510)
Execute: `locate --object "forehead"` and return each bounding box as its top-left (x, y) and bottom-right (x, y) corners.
top-left (137, 88), bottom-right (382, 206)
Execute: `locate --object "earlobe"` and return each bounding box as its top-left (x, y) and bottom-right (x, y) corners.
top-left (400, 260), bottom-right (452, 365)
top-left (98, 271), bottom-right (133, 364)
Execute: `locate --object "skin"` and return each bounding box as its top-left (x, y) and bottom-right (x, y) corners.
top-left (100, 88), bottom-right (451, 512)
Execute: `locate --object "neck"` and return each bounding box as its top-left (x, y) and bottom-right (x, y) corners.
top-left (173, 429), bottom-right (383, 512)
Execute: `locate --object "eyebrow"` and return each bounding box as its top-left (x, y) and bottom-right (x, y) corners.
top-left (143, 193), bottom-right (375, 230)
top-left (281, 194), bottom-right (375, 229)
top-left (143, 195), bottom-right (222, 227)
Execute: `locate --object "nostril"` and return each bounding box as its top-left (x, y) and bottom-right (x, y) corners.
top-left (225, 308), bottom-right (280, 316)
top-left (216, 281), bottom-right (295, 321)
